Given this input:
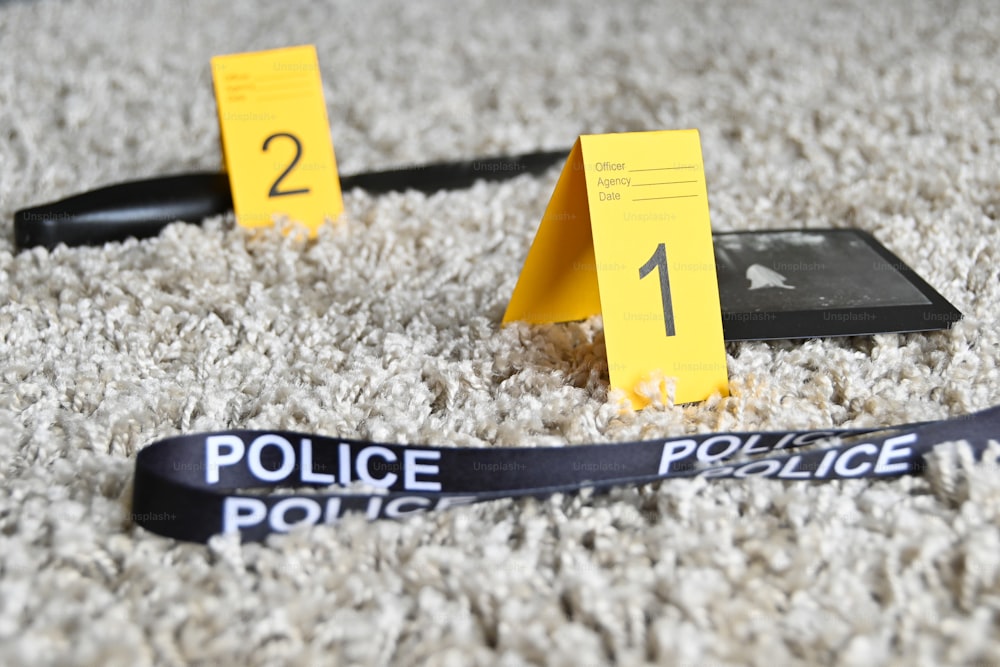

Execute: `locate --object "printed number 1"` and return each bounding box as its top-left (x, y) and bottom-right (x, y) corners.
top-left (263, 132), bottom-right (311, 198)
top-left (639, 243), bottom-right (676, 337)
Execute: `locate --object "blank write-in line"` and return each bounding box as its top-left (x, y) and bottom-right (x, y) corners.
top-left (254, 72), bottom-right (313, 79)
top-left (256, 95), bottom-right (311, 103)
top-left (629, 166), bottom-right (696, 172)
top-left (254, 87), bottom-right (312, 96)
top-left (632, 180), bottom-right (698, 187)
top-left (632, 194), bottom-right (699, 201)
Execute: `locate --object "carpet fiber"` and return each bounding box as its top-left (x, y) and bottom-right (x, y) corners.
top-left (2, 1), bottom-right (1000, 665)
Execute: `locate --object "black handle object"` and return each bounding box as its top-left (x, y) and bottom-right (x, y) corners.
top-left (13, 149), bottom-right (570, 251)
top-left (340, 149), bottom-right (569, 194)
top-left (14, 173), bottom-right (234, 251)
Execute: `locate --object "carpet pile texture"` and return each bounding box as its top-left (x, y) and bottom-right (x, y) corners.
top-left (2, 1), bottom-right (999, 665)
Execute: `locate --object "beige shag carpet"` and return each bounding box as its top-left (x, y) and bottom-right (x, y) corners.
top-left (2, 0), bottom-right (1000, 665)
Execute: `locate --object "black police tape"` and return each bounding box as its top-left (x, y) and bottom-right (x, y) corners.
top-left (131, 406), bottom-right (1000, 543)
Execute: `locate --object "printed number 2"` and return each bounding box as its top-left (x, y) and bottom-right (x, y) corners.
top-left (639, 243), bottom-right (676, 337)
top-left (263, 132), bottom-right (310, 198)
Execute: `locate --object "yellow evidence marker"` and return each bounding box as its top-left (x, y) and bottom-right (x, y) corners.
top-left (211, 45), bottom-right (343, 236)
top-left (503, 130), bottom-right (729, 408)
